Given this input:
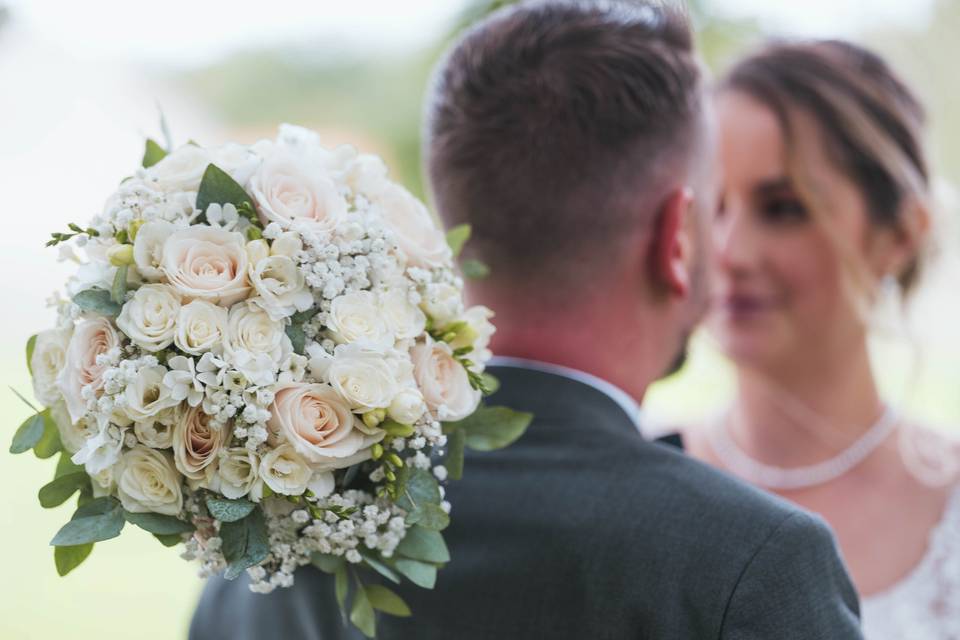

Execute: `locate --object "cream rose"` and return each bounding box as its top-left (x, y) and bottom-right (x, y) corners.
top-left (30, 328), bottom-right (71, 406)
top-left (133, 220), bottom-right (175, 281)
top-left (147, 144), bottom-right (212, 192)
top-left (411, 339), bottom-right (481, 421)
top-left (175, 300), bottom-right (228, 355)
top-left (161, 226), bottom-right (250, 306)
top-left (388, 387), bottom-right (427, 425)
top-left (326, 291), bottom-right (392, 348)
top-left (173, 405), bottom-right (231, 481)
top-left (57, 317), bottom-right (120, 422)
top-left (378, 184), bottom-right (451, 268)
top-left (225, 303), bottom-right (290, 362)
top-left (379, 288), bottom-right (426, 342)
top-left (326, 343), bottom-right (400, 411)
top-left (249, 255), bottom-right (313, 321)
top-left (116, 446), bottom-right (184, 516)
top-left (268, 382), bottom-right (382, 467)
top-left (258, 443), bottom-right (312, 495)
top-left (123, 365), bottom-right (179, 422)
top-left (218, 447), bottom-right (261, 500)
top-left (116, 284), bottom-right (181, 352)
top-left (250, 150), bottom-right (347, 233)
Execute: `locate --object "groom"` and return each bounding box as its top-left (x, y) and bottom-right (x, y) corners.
top-left (191, 1), bottom-right (862, 638)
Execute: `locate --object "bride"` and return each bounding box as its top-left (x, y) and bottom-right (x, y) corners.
top-left (681, 39), bottom-right (960, 638)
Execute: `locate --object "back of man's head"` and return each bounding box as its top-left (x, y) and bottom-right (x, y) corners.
top-left (426, 0), bottom-right (704, 302)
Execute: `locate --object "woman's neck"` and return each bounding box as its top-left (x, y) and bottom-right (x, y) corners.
top-left (729, 339), bottom-right (886, 466)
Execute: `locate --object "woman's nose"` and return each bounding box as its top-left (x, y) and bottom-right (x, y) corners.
top-left (714, 204), bottom-right (761, 273)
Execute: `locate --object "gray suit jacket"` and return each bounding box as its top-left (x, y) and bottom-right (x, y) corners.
top-left (190, 364), bottom-right (862, 639)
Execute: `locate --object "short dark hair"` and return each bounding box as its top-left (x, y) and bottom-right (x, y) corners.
top-left (426, 0), bottom-right (702, 290)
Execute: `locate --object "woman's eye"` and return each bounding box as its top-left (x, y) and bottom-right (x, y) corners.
top-left (761, 197), bottom-right (808, 224)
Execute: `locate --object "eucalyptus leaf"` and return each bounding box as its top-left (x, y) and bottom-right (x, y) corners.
top-left (220, 509), bottom-right (269, 580)
top-left (334, 564), bottom-right (349, 624)
top-left (350, 582), bottom-right (376, 638)
top-left (205, 497), bottom-right (256, 523)
top-left (285, 324), bottom-right (306, 355)
top-left (10, 413), bottom-right (45, 454)
top-left (25, 334), bottom-right (37, 375)
top-left (310, 552), bottom-right (346, 574)
top-left (445, 224), bottom-right (471, 257)
top-left (111, 265), bottom-right (128, 305)
top-left (38, 472), bottom-right (90, 508)
top-left (365, 584), bottom-right (411, 617)
top-left (142, 139), bottom-right (167, 168)
top-left (412, 503), bottom-right (450, 531)
top-left (396, 525), bottom-right (450, 564)
top-left (395, 468), bottom-right (441, 514)
top-left (51, 498), bottom-right (125, 546)
top-left (394, 558), bottom-right (438, 589)
top-left (196, 164), bottom-right (255, 215)
top-left (55, 451), bottom-right (84, 479)
top-left (124, 511), bottom-right (194, 535)
top-left (461, 259), bottom-right (490, 279)
top-left (33, 409), bottom-right (61, 459)
top-left (450, 406), bottom-right (533, 452)
top-left (54, 543), bottom-right (93, 576)
top-left (72, 289), bottom-right (121, 316)
top-left (154, 533), bottom-right (184, 547)
top-left (360, 552), bottom-right (401, 584)
top-left (445, 427), bottom-right (465, 481)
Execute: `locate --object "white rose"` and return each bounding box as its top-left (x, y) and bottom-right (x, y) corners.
top-left (30, 328), bottom-right (71, 406)
top-left (270, 231), bottom-right (302, 258)
top-left (134, 410), bottom-right (177, 449)
top-left (173, 405), bottom-right (231, 481)
top-left (213, 142), bottom-right (261, 186)
top-left (123, 365), bottom-right (179, 422)
top-left (91, 466), bottom-right (115, 498)
top-left (147, 144), bottom-right (211, 192)
top-left (421, 282), bottom-right (463, 326)
top-left (249, 255), bottom-right (313, 321)
top-left (343, 153), bottom-right (389, 199)
top-left (116, 284), bottom-right (181, 352)
top-left (326, 291), bottom-right (393, 348)
top-left (380, 289), bottom-right (426, 342)
top-left (218, 447), bottom-right (261, 500)
top-left (411, 339), bottom-right (481, 421)
top-left (378, 184), bottom-right (451, 268)
top-left (225, 303), bottom-right (290, 362)
top-left (388, 387), bottom-right (427, 425)
top-left (58, 317), bottom-right (120, 422)
top-left (259, 443), bottom-right (312, 495)
top-left (133, 220), bottom-right (175, 281)
top-left (116, 446), bottom-right (184, 516)
top-left (326, 343), bottom-right (400, 411)
top-left (267, 382), bottom-right (382, 467)
top-left (250, 149), bottom-right (347, 233)
top-left (50, 400), bottom-right (94, 454)
top-left (161, 226), bottom-right (250, 306)
top-left (175, 300), bottom-right (228, 355)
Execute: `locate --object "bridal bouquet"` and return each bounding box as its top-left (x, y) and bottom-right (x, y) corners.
top-left (12, 124), bottom-right (530, 637)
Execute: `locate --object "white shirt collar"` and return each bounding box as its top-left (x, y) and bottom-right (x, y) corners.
top-left (489, 356), bottom-right (643, 431)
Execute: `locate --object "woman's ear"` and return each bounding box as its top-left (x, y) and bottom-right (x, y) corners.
top-left (650, 187), bottom-right (695, 297)
top-left (869, 199), bottom-right (930, 280)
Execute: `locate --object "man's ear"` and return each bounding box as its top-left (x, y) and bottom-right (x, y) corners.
top-left (650, 187), bottom-right (694, 297)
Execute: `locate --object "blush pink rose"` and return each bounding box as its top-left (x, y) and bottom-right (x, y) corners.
top-left (161, 226), bottom-right (250, 306)
top-left (57, 316), bottom-right (120, 422)
top-left (411, 339), bottom-right (480, 422)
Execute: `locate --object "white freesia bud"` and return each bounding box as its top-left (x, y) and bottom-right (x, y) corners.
top-left (259, 443), bottom-right (312, 495)
top-left (116, 284), bottom-right (181, 352)
top-left (270, 231), bottom-right (302, 258)
top-left (388, 387), bottom-right (426, 425)
top-left (106, 244), bottom-right (135, 267)
top-left (249, 255), bottom-right (313, 321)
top-left (217, 447), bottom-right (261, 500)
top-left (161, 226), bottom-right (250, 306)
top-left (246, 239), bottom-right (270, 265)
top-left (379, 289), bottom-right (426, 342)
top-left (327, 291), bottom-right (392, 348)
top-left (450, 305), bottom-right (496, 369)
top-left (421, 283), bottom-right (463, 326)
top-left (30, 328), bottom-right (71, 406)
top-left (411, 338), bottom-right (481, 422)
top-left (175, 300), bottom-right (228, 355)
top-left (116, 446), bottom-right (184, 516)
top-left (133, 220), bottom-right (175, 281)
top-left (123, 365), bottom-right (179, 422)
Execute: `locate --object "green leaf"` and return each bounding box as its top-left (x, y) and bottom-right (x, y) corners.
top-left (395, 467), bottom-right (442, 515)
top-left (445, 427), bottom-right (465, 481)
top-left (10, 413), bottom-right (45, 454)
top-left (153, 533), bottom-right (184, 547)
top-left (334, 564), bottom-right (349, 610)
top-left (142, 139), bottom-right (167, 168)
top-left (196, 164), bottom-right (256, 215)
top-left (311, 553), bottom-right (346, 574)
top-left (124, 511), bottom-right (194, 535)
top-left (54, 543), bottom-right (93, 576)
top-left (55, 451), bottom-right (85, 479)
top-left (205, 496), bottom-right (256, 523)
top-left (360, 551), bottom-right (400, 584)
top-left (285, 324), bottom-right (306, 356)
top-left (50, 497), bottom-right (125, 546)
top-left (111, 265), bottom-right (128, 305)
top-left (396, 525), bottom-right (450, 564)
top-left (450, 406), bottom-right (533, 452)
top-left (461, 259), bottom-right (490, 279)
top-left (365, 584), bottom-right (411, 617)
top-left (73, 288), bottom-right (121, 316)
top-left (220, 509), bottom-right (269, 580)
top-left (411, 503), bottom-right (450, 531)
top-left (350, 582), bottom-right (377, 638)
top-left (33, 409), bottom-right (61, 459)
top-left (38, 472), bottom-right (90, 508)
top-left (394, 558), bottom-right (438, 589)
top-left (25, 334), bottom-right (37, 376)
top-left (445, 224), bottom-right (471, 258)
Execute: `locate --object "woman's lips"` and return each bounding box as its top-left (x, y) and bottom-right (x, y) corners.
top-left (715, 293), bottom-right (778, 317)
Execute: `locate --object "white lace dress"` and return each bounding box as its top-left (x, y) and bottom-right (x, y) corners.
top-left (861, 486), bottom-right (960, 639)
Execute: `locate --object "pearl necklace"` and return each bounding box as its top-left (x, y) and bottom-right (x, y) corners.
top-left (708, 405), bottom-right (900, 490)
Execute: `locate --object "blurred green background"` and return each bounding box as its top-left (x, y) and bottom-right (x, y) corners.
top-left (2, 0), bottom-right (959, 638)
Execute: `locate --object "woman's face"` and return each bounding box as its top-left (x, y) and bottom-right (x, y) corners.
top-left (709, 91), bottom-right (882, 371)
